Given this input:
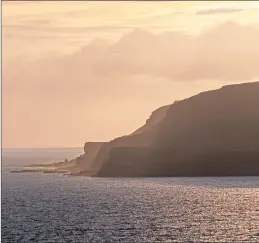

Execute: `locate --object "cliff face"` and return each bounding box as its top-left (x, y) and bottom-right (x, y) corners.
top-left (155, 82), bottom-right (259, 151)
top-left (91, 105), bottom-right (170, 173)
top-left (17, 104), bottom-right (168, 175)
top-left (96, 81), bottom-right (259, 177)
top-left (131, 105), bottom-right (170, 135)
top-left (70, 142), bottom-right (104, 175)
top-left (20, 104), bottom-right (169, 175)
top-left (19, 142), bottom-right (104, 175)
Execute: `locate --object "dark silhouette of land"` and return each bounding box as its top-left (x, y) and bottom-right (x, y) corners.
top-left (13, 81), bottom-right (259, 177)
top-left (96, 81), bottom-right (259, 177)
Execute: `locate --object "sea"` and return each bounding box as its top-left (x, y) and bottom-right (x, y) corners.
top-left (1, 148), bottom-right (259, 243)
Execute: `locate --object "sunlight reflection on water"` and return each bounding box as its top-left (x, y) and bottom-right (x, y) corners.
top-left (2, 171), bottom-right (259, 243)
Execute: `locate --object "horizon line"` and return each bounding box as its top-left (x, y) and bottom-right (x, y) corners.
top-left (2, 146), bottom-right (83, 150)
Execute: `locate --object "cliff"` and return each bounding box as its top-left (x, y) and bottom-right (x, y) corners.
top-left (131, 105), bottom-right (170, 136)
top-left (96, 81), bottom-right (259, 177)
top-left (14, 81), bottom-right (259, 177)
top-left (90, 105), bottom-right (170, 173)
top-left (69, 142), bottom-right (105, 175)
top-left (14, 104), bottom-right (169, 175)
top-left (14, 142), bottom-right (104, 175)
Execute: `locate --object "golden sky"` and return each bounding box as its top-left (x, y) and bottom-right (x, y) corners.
top-left (2, 1), bottom-right (259, 148)
top-left (3, 1), bottom-right (259, 60)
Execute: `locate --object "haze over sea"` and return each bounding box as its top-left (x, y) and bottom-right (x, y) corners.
top-left (2, 148), bottom-right (259, 243)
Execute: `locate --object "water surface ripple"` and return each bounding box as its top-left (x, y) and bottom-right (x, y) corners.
top-left (2, 172), bottom-right (259, 242)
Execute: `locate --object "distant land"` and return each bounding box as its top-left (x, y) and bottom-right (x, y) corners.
top-left (11, 81), bottom-right (259, 177)
top-left (3, 147), bottom-right (83, 167)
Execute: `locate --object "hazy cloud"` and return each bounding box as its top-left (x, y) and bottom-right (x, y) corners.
top-left (4, 21), bottom-right (259, 90)
top-left (196, 7), bottom-right (244, 15)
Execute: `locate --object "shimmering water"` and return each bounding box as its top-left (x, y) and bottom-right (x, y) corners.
top-left (2, 153), bottom-right (259, 243)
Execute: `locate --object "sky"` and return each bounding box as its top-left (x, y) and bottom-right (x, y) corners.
top-left (2, 1), bottom-right (259, 148)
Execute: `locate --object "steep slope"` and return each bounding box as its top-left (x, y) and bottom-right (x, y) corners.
top-left (69, 142), bottom-right (105, 175)
top-left (131, 105), bottom-right (170, 135)
top-left (155, 82), bottom-right (259, 151)
top-left (90, 105), bottom-right (170, 173)
top-left (96, 81), bottom-right (259, 177)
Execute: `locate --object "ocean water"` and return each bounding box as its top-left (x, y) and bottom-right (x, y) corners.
top-left (2, 150), bottom-right (259, 243)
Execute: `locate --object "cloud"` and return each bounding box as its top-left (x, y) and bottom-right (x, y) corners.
top-left (196, 7), bottom-right (244, 15)
top-left (64, 22), bottom-right (259, 82)
top-left (3, 23), bottom-right (133, 32)
top-left (3, 21), bottom-right (259, 91)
